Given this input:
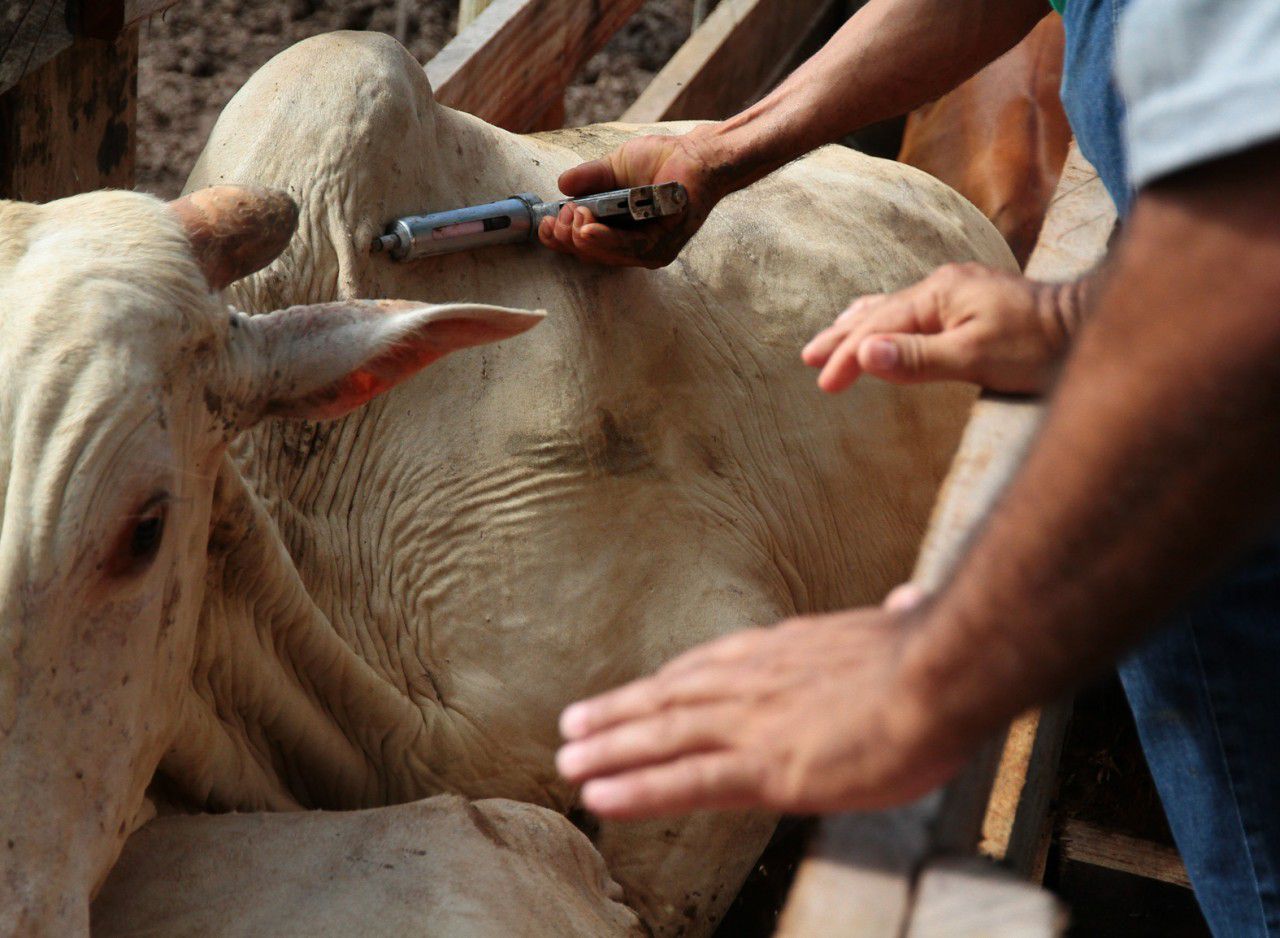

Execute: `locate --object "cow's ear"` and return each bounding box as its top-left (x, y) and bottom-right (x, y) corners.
top-left (169, 186), bottom-right (298, 291)
top-left (231, 300), bottom-right (545, 423)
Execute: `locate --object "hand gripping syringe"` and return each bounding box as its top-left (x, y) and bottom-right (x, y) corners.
top-left (370, 182), bottom-right (688, 261)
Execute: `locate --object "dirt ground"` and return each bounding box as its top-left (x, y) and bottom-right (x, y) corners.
top-left (136, 0), bottom-right (701, 197)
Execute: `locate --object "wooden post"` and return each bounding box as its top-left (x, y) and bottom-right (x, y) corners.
top-left (428, 0), bottom-right (647, 131)
top-left (531, 94), bottom-right (565, 131)
top-left (1, 1), bottom-right (176, 96)
top-left (2, 0), bottom-right (72, 93)
top-left (622, 0), bottom-right (843, 123)
top-left (0, 27), bottom-right (139, 201)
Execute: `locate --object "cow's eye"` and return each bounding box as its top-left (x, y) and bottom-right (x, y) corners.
top-left (131, 509), bottom-right (165, 561)
top-left (106, 496), bottom-right (169, 578)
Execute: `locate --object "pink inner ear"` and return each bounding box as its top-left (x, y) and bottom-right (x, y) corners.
top-left (291, 318), bottom-right (515, 421)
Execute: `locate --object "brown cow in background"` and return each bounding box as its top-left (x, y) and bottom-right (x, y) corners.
top-left (899, 15), bottom-right (1071, 267)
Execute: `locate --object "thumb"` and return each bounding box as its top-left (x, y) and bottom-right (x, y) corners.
top-left (883, 582), bottom-right (927, 612)
top-left (559, 158), bottom-right (619, 197)
top-left (857, 331), bottom-right (973, 384)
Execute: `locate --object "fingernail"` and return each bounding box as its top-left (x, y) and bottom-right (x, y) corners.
top-left (582, 779), bottom-right (625, 812)
top-left (884, 582), bottom-right (925, 612)
top-left (560, 704), bottom-right (588, 739)
top-left (866, 339), bottom-right (898, 370)
top-left (556, 743), bottom-right (584, 777)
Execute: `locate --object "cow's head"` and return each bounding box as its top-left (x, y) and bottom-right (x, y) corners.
top-left (0, 186), bottom-right (543, 932)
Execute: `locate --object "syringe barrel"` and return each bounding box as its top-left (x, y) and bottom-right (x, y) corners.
top-left (386, 194), bottom-right (537, 260)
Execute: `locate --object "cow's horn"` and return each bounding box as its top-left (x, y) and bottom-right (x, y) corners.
top-left (169, 186), bottom-right (299, 291)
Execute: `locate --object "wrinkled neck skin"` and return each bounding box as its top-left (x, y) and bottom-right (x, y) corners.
top-left (167, 106), bottom-right (620, 811)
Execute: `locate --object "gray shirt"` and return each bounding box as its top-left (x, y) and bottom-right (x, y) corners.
top-left (1117, 0), bottom-right (1280, 188)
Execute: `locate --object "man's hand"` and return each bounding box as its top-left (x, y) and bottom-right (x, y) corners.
top-left (556, 607), bottom-right (971, 818)
top-left (802, 263), bottom-right (1087, 394)
top-left (538, 130), bottom-right (726, 268)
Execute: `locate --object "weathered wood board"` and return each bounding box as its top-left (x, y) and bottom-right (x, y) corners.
top-left (776, 142), bottom-right (1116, 935)
top-left (1058, 820), bottom-right (1192, 889)
top-left (1, 0), bottom-right (72, 95)
top-left (428, 0), bottom-right (647, 132)
top-left (1, 0), bottom-right (176, 94)
top-left (978, 701), bottom-right (1071, 879)
top-left (0, 28), bottom-right (138, 201)
top-left (906, 857), bottom-right (1068, 937)
top-left (623, 0), bottom-right (843, 123)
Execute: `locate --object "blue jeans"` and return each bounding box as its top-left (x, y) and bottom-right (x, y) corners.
top-left (1059, 2), bottom-right (1280, 933)
top-left (1118, 538), bottom-right (1280, 937)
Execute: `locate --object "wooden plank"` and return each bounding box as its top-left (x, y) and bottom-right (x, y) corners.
top-left (1022, 143), bottom-right (1118, 282)
top-left (531, 93), bottom-right (566, 132)
top-left (905, 857), bottom-right (1067, 937)
top-left (0, 28), bottom-right (138, 201)
top-left (0, 0), bottom-right (72, 94)
top-left (978, 699), bottom-right (1071, 880)
top-left (622, 0), bottom-right (841, 123)
top-left (1058, 819), bottom-right (1192, 889)
top-left (777, 143), bottom-right (1115, 935)
top-left (774, 807), bottom-right (932, 937)
top-left (905, 137), bottom-right (1117, 870)
top-left (427, 0), bottom-right (646, 132)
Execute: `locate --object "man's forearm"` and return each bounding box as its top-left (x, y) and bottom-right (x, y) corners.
top-left (899, 144), bottom-right (1280, 756)
top-left (693, 0), bottom-right (1047, 195)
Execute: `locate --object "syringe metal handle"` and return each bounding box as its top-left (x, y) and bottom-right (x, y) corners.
top-left (376, 193), bottom-right (539, 260)
top-left (372, 183), bottom-right (688, 261)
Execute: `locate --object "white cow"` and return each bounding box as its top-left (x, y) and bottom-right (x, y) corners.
top-left (0, 30), bottom-right (1012, 937)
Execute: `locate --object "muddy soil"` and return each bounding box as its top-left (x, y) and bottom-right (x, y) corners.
top-left (137, 0), bottom-right (701, 196)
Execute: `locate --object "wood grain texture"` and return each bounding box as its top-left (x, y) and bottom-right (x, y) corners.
top-left (774, 806), bottom-right (932, 937)
top-left (907, 139), bottom-right (1116, 857)
top-left (978, 699), bottom-right (1071, 879)
top-left (427, 0), bottom-right (647, 132)
top-left (777, 143), bottom-right (1115, 935)
top-left (1059, 820), bottom-right (1192, 889)
top-left (0, 0), bottom-right (72, 94)
top-left (622, 0), bottom-right (841, 122)
top-left (0, 28), bottom-right (138, 201)
top-left (0, 0), bottom-right (172, 92)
